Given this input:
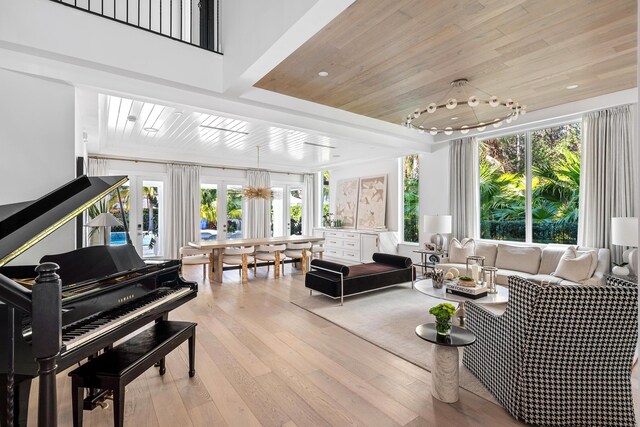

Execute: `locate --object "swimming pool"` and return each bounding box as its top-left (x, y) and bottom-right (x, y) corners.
top-left (111, 232), bottom-right (126, 245)
top-left (110, 232), bottom-right (153, 246)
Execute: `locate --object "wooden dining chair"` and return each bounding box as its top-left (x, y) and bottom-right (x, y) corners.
top-left (311, 243), bottom-right (325, 261)
top-left (254, 244), bottom-right (287, 278)
top-left (179, 246), bottom-right (211, 279)
top-left (221, 246), bottom-right (255, 284)
top-left (283, 242), bottom-right (312, 275)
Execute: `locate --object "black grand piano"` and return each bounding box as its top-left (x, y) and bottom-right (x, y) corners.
top-left (0, 175), bottom-right (197, 427)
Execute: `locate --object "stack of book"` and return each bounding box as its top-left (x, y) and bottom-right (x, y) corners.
top-left (445, 281), bottom-right (488, 299)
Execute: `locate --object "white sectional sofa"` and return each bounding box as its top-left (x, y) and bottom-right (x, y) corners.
top-left (437, 239), bottom-right (610, 286)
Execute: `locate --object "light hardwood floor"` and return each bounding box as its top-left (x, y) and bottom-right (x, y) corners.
top-left (27, 265), bottom-right (640, 426)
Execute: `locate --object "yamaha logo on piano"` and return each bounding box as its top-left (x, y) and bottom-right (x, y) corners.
top-left (118, 294), bottom-right (136, 303)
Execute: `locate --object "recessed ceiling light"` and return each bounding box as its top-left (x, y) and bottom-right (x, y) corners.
top-left (127, 115), bottom-right (137, 122)
top-left (144, 127), bottom-right (159, 132)
top-left (451, 116), bottom-right (459, 120)
top-left (318, 71), bottom-right (329, 77)
top-left (566, 84), bottom-right (579, 90)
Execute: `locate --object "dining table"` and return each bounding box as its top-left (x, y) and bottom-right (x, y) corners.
top-left (189, 235), bottom-right (325, 282)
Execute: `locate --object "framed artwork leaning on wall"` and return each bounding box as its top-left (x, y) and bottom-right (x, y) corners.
top-left (356, 175), bottom-right (387, 230)
top-left (335, 178), bottom-right (359, 228)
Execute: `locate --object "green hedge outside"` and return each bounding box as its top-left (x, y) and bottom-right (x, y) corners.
top-left (480, 220), bottom-right (577, 244)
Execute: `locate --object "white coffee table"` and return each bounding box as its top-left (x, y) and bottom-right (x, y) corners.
top-left (414, 279), bottom-right (509, 326)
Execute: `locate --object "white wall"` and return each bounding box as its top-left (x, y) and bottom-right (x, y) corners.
top-left (329, 158), bottom-right (400, 232)
top-left (0, 0), bottom-right (223, 93)
top-left (0, 69), bottom-right (76, 265)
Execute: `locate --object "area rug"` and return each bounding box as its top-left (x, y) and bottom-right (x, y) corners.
top-left (291, 285), bottom-right (504, 405)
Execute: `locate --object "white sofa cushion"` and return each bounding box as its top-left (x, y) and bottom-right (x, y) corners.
top-left (476, 241), bottom-right (498, 266)
top-left (449, 238), bottom-right (475, 264)
top-left (495, 269), bottom-right (536, 286)
top-left (538, 246), bottom-right (567, 275)
top-left (553, 246), bottom-right (597, 283)
top-left (495, 244), bottom-right (542, 275)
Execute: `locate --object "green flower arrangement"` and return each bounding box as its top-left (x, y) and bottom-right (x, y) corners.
top-left (429, 302), bottom-right (456, 335)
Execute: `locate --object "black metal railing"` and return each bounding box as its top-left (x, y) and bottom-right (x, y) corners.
top-left (52, 0), bottom-right (222, 54)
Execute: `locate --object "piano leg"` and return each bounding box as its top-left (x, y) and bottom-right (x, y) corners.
top-left (71, 385), bottom-right (83, 427)
top-left (113, 385), bottom-right (125, 427)
top-left (36, 355), bottom-right (59, 427)
top-left (155, 314), bottom-right (169, 373)
top-left (188, 330), bottom-right (196, 378)
top-left (0, 375), bottom-right (32, 427)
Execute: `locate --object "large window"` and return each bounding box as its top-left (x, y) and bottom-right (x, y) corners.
top-left (141, 181), bottom-right (162, 256)
top-left (479, 123), bottom-right (581, 244)
top-left (289, 187), bottom-right (302, 235)
top-left (480, 133), bottom-right (526, 241)
top-left (200, 184), bottom-right (218, 240)
top-left (322, 170), bottom-right (330, 226)
top-left (226, 185), bottom-right (243, 239)
top-left (402, 155), bottom-right (419, 243)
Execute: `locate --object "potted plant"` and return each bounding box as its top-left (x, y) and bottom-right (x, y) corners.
top-left (429, 302), bottom-right (456, 336)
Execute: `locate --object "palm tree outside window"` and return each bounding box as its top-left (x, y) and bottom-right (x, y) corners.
top-left (479, 123), bottom-right (581, 244)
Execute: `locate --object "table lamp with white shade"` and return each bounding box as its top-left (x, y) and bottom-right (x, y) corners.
top-left (85, 212), bottom-right (123, 246)
top-left (423, 214), bottom-right (452, 252)
top-left (611, 217), bottom-right (638, 276)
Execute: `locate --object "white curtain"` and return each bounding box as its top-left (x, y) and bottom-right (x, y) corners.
top-left (87, 158), bottom-right (108, 176)
top-left (578, 104), bottom-right (636, 263)
top-left (245, 170), bottom-right (271, 238)
top-left (302, 174), bottom-right (316, 235)
top-left (449, 137), bottom-right (479, 240)
top-left (164, 164), bottom-right (201, 259)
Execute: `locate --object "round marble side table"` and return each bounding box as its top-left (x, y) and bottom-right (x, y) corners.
top-left (415, 323), bottom-right (476, 403)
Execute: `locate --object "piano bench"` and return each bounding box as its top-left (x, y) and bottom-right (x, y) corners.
top-left (68, 320), bottom-right (197, 427)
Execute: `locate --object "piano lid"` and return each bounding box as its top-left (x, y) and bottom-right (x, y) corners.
top-left (0, 175), bottom-right (128, 267)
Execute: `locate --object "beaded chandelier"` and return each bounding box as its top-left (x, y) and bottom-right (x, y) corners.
top-left (402, 79), bottom-right (526, 135)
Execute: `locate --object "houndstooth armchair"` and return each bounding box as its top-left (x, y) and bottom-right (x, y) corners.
top-left (462, 275), bottom-right (638, 426)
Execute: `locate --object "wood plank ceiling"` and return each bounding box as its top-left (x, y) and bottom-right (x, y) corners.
top-left (255, 0), bottom-right (637, 130)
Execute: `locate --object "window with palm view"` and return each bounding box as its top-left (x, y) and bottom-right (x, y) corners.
top-left (322, 170), bottom-right (330, 224)
top-left (479, 123), bottom-right (581, 244)
top-left (403, 155), bottom-right (419, 243)
top-left (200, 185), bottom-right (218, 240)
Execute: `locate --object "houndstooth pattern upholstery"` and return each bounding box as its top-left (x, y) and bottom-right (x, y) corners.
top-left (462, 275), bottom-right (638, 426)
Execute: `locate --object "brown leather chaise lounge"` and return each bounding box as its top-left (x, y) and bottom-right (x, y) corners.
top-left (305, 253), bottom-right (415, 305)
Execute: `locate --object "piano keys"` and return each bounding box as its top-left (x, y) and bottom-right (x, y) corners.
top-left (0, 175), bottom-right (197, 427)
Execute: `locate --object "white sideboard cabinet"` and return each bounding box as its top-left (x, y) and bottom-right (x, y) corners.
top-left (312, 228), bottom-right (382, 263)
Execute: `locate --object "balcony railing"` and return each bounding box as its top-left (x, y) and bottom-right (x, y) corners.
top-left (52, 0), bottom-right (222, 54)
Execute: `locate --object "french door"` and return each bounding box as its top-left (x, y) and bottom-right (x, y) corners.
top-left (109, 176), bottom-right (165, 258)
top-left (271, 184), bottom-right (303, 237)
top-left (200, 181), bottom-right (244, 241)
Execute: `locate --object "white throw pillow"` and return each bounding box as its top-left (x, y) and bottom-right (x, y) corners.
top-left (495, 244), bottom-right (542, 275)
top-left (576, 247), bottom-right (599, 278)
top-left (553, 246), bottom-right (597, 283)
top-left (449, 238), bottom-right (475, 264)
